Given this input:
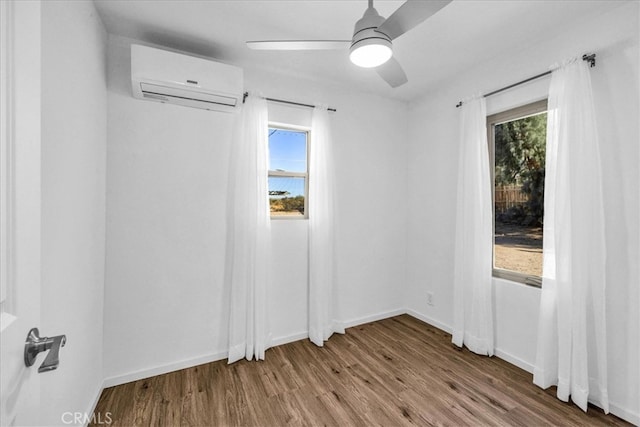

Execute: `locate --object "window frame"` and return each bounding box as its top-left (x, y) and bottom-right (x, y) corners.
top-left (487, 99), bottom-right (547, 287)
top-left (267, 122), bottom-right (310, 220)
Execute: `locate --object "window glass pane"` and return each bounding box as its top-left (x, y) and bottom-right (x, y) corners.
top-left (493, 112), bottom-right (546, 277)
top-left (269, 177), bottom-right (305, 217)
top-left (268, 128), bottom-right (307, 173)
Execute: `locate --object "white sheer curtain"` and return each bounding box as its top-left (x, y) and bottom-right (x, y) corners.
top-left (452, 96), bottom-right (495, 356)
top-left (308, 106), bottom-right (344, 346)
top-left (226, 93), bottom-right (272, 363)
top-left (533, 58), bottom-right (608, 413)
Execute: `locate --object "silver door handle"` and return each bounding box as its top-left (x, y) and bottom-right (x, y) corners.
top-left (24, 328), bottom-right (67, 373)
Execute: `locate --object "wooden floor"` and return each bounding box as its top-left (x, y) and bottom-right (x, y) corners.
top-left (92, 315), bottom-right (630, 426)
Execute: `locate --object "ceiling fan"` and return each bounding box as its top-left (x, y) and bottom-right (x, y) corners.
top-left (246, 0), bottom-right (452, 88)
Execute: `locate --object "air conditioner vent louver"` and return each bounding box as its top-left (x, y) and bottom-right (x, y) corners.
top-left (131, 45), bottom-right (243, 113)
top-left (140, 83), bottom-right (237, 107)
top-left (143, 92), bottom-right (168, 101)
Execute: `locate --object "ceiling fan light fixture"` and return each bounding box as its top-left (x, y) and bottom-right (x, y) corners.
top-left (349, 4), bottom-right (392, 68)
top-left (246, 0), bottom-right (453, 87)
top-left (349, 38), bottom-right (392, 68)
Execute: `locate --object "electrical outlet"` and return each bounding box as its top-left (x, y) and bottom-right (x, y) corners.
top-left (427, 292), bottom-right (434, 306)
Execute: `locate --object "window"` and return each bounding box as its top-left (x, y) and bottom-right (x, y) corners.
top-left (268, 125), bottom-right (309, 218)
top-left (487, 100), bottom-right (547, 286)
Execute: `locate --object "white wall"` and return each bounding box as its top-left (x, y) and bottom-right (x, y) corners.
top-left (103, 35), bottom-right (408, 383)
top-left (406, 2), bottom-right (639, 423)
top-left (40, 0), bottom-right (107, 425)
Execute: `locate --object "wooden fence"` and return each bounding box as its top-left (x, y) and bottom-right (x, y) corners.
top-left (494, 184), bottom-right (529, 213)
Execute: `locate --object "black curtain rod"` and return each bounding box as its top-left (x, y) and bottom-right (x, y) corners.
top-left (455, 53), bottom-right (596, 108)
top-left (242, 92), bottom-right (337, 112)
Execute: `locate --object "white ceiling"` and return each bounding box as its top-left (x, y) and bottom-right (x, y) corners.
top-left (93, 0), bottom-right (627, 102)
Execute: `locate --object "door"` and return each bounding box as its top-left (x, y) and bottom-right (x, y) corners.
top-left (0, 1), bottom-right (43, 425)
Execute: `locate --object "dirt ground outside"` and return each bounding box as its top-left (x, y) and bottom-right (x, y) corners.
top-left (494, 221), bottom-right (543, 277)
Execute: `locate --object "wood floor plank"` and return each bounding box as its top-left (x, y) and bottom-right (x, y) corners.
top-left (104, 381), bottom-right (137, 427)
top-left (91, 315), bottom-right (631, 427)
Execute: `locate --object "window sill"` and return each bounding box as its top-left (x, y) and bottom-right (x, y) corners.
top-left (270, 216), bottom-right (308, 221)
top-left (493, 268), bottom-right (541, 288)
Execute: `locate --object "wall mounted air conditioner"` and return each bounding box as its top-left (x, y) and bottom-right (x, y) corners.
top-left (131, 44), bottom-right (243, 113)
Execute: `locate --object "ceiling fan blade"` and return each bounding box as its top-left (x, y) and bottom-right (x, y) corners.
top-left (246, 40), bottom-right (351, 50)
top-left (376, 0), bottom-right (452, 40)
top-left (376, 57), bottom-right (408, 88)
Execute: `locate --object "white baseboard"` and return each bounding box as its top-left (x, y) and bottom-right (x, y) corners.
top-left (100, 309), bottom-right (405, 390)
top-left (405, 308), bottom-right (453, 333)
top-left (270, 331), bottom-right (308, 347)
top-left (336, 308), bottom-right (406, 330)
top-left (103, 332), bottom-right (309, 391)
top-left (102, 350), bottom-right (228, 388)
top-left (405, 309), bottom-right (535, 373)
top-left (494, 348), bottom-right (534, 374)
top-left (608, 402), bottom-right (639, 426)
top-left (99, 309), bottom-right (407, 390)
